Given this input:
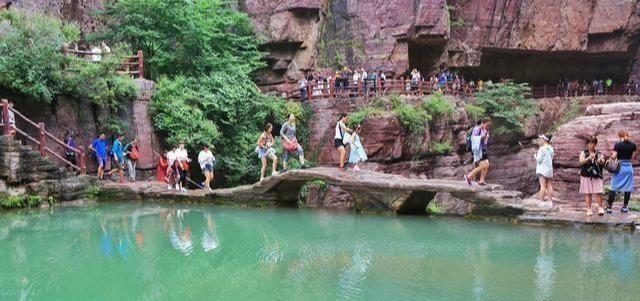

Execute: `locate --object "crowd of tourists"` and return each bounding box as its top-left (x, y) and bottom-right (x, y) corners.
top-left (461, 118), bottom-right (637, 217)
top-left (75, 132), bottom-right (140, 183)
top-left (557, 78), bottom-right (640, 97)
top-left (297, 67), bottom-right (505, 101)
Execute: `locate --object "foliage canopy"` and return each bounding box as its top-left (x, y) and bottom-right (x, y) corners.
top-left (474, 80), bottom-right (537, 135)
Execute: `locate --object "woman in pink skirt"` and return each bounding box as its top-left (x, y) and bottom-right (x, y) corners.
top-left (578, 137), bottom-right (606, 216)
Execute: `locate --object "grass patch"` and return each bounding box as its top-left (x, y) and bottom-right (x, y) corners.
top-left (549, 99), bottom-right (581, 134)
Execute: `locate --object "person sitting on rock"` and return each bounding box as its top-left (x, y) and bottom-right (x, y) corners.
top-left (534, 134), bottom-right (554, 207)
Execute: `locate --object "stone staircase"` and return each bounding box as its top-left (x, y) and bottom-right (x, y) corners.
top-left (0, 136), bottom-right (94, 201)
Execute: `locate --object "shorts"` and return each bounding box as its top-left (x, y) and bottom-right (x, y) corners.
top-left (202, 163), bottom-right (215, 172)
top-left (97, 155), bottom-right (108, 167)
top-left (283, 145), bottom-right (304, 162)
top-left (258, 147), bottom-right (276, 159)
top-left (334, 138), bottom-right (345, 148)
top-left (111, 158), bottom-right (124, 170)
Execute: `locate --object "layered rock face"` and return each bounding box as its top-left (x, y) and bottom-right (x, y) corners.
top-left (244, 0), bottom-right (640, 92)
top-left (306, 95), bottom-right (640, 197)
top-left (552, 101), bottom-right (640, 207)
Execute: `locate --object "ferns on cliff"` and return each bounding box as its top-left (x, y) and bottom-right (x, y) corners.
top-left (473, 80), bottom-right (537, 135)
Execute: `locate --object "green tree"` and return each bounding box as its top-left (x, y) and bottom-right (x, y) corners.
top-left (0, 11), bottom-right (136, 106)
top-left (474, 80), bottom-right (537, 135)
top-left (94, 0), bottom-right (265, 80)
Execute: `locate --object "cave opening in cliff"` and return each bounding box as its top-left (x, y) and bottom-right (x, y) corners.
top-left (407, 39), bottom-right (446, 76)
top-left (456, 49), bottom-right (634, 85)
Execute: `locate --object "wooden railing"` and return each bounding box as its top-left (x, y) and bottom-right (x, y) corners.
top-left (1, 99), bottom-right (86, 174)
top-left (285, 78), bottom-right (639, 101)
top-left (62, 49), bottom-right (144, 79)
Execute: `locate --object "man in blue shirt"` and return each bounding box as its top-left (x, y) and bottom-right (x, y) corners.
top-left (108, 134), bottom-right (125, 183)
top-left (89, 133), bottom-right (108, 180)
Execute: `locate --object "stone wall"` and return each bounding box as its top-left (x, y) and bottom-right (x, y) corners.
top-left (3, 78), bottom-right (160, 177)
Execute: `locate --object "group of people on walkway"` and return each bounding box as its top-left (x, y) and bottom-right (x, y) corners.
top-left (256, 114), bottom-right (309, 181)
top-left (86, 133), bottom-right (140, 183)
top-left (462, 118), bottom-right (637, 216)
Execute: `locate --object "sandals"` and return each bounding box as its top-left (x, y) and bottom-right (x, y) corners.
top-left (598, 207), bottom-right (605, 216)
top-left (586, 209), bottom-right (593, 216)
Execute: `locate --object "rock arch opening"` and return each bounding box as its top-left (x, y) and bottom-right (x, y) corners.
top-left (408, 39), bottom-right (446, 76)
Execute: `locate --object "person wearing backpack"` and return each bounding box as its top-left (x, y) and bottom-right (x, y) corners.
top-left (124, 138), bottom-right (140, 182)
top-left (578, 136), bottom-right (606, 216)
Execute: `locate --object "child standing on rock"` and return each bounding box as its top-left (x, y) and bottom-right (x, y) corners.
top-left (348, 125), bottom-right (367, 171)
top-left (534, 134), bottom-right (554, 207)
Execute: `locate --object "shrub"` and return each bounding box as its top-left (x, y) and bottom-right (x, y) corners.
top-left (86, 186), bottom-right (102, 200)
top-left (474, 80), bottom-right (537, 135)
top-left (393, 103), bottom-right (429, 135)
top-left (347, 107), bottom-right (385, 127)
top-left (465, 103), bottom-right (486, 123)
top-left (429, 140), bottom-right (453, 155)
top-left (422, 93), bottom-right (454, 119)
top-left (549, 99), bottom-right (581, 133)
top-left (426, 202), bottom-right (442, 214)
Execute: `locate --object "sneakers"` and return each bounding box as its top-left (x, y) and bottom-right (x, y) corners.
top-left (181, 188), bottom-right (188, 192)
top-left (586, 209), bottom-right (593, 216)
top-left (478, 182), bottom-right (486, 186)
top-left (463, 174), bottom-right (472, 186)
top-left (271, 171), bottom-right (278, 177)
top-left (540, 201), bottom-right (553, 208)
top-left (167, 185), bottom-right (172, 190)
top-left (598, 207), bottom-right (605, 216)
top-left (606, 207), bottom-right (613, 214)
top-left (353, 165), bottom-right (361, 171)
top-left (300, 164), bottom-right (309, 169)
top-left (621, 206), bottom-right (629, 213)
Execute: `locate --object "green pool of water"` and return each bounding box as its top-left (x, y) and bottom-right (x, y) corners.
top-left (0, 203), bottom-right (638, 301)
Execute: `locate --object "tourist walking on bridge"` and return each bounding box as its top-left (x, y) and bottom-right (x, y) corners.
top-left (124, 138), bottom-right (139, 182)
top-left (258, 123), bottom-right (278, 182)
top-left (465, 118), bottom-right (491, 186)
top-left (535, 134), bottom-right (555, 207)
top-left (606, 131), bottom-right (636, 214)
top-left (281, 113), bottom-right (307, 172)
top-left (579, 137), bottom-right (606, 216)
top-left (108, 134), bottom-right (125, 183)
top-left (90, 133), bottom-right (108, 180)
top-left (175, 142), bottom-right (190, 192)
top-left (334, 114), bottom-right (352, 171)
top-left (64, 129), bottom-right (77, 172)
top-left (198, 145), bottom-right (215, 191)
top-left (348, 125), bottom-right (367, 171)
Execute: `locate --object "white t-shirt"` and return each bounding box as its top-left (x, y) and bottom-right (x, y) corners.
top-left (352, 73), bottom-right (360, 83)
top-left (335, 121), bottom-right (345, 139)
top-left (175, 148), bottom-right (189, 162)
top-left (166, 151), bottom-right (177, 167)
top-left (91, 47), bottom-right (102, 62)
top-left (361, 71), bottom-right (367, 80)
top-left (198, 150), bottom-right (215, 169)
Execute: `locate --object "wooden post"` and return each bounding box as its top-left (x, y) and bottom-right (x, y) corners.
top-left (79, 146), bottom-right (87, 175)
top-left (543, 85), bottom-right (547, 98)
top-left (377, 78), bottom-right (382, 96)
top-left (307, 82), bottom-right (313, 101)
top-left (418, 78), bottom-right (423, 96)
top-left (137, 50), bottom-right (144, 79)
top-left (38, 122), bottom-right (46, 156)
top-left (2, 99), bottom-right (9, 136)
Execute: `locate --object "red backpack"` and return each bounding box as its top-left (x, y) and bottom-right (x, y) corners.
top-left (129, 145), bottom-right (140, 160)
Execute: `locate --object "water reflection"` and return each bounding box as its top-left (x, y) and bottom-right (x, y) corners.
top-left (535, 231), bottom-right (555, 301)
top-left (1, 205), bottom-right (640, 301)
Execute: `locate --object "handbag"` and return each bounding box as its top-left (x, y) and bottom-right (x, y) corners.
top-left (283, 138), bottom-right (299, 152)
top-left (605, 159), bottom-right (621, 173)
